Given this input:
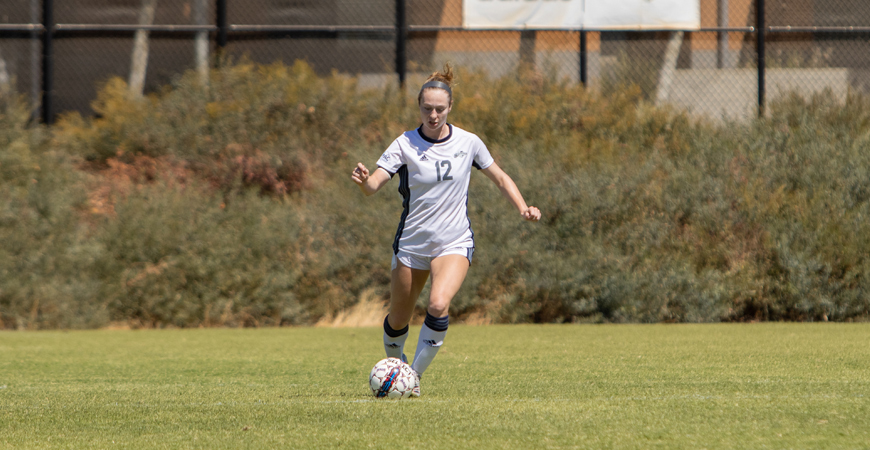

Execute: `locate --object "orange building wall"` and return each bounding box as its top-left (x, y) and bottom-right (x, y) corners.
top-left (692, 0), bottom-right (753, 52)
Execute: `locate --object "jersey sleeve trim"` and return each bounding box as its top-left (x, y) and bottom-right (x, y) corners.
top-left (472, 160), bottom-right (493, 170)
top-left (470, 133), bottom-right (495, 170)
top-left (376, 164), bottom-right (397, 177)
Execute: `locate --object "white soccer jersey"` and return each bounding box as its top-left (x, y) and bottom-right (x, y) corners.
top-left (377, 124), bottom-right (495, 257)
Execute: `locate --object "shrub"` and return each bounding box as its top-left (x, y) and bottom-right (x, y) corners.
top-left (54, 60), bottom-right (404, 196)
top-left (3, 61), bottom-right (870, 328)
top-left (0, 92), bottom-right (105, 329)
top-left (92, 181), bottom-right (307, 327)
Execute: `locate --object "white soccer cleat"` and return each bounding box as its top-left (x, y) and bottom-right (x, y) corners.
top-left (410, 367), bottom-right (421, 397)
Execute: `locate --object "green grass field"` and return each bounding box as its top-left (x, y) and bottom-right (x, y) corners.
top-left (1, 324), bottom-right (868, 449)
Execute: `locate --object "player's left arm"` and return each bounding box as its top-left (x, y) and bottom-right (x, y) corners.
top-left (480, 162), bottom-right (541, 221)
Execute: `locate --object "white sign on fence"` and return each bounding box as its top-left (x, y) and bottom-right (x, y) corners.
top-left (585, 0), bottom-right (700, 30)
top-left (463, 0), bottom-right (585, 29)
top-left (463, 0), bottom-right (700, 30)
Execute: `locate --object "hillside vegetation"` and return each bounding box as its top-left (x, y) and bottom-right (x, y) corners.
top-left (2, 61), bottom-right (869, 329)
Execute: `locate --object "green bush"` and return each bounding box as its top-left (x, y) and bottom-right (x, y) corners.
top-left (3, 61), bottom-right (870, 328)
top-left (93, 182), bottom-right (307, 327)
top-left (54, 60), bottom-right (405, 195)
top-left (0, 92), bottom-right (105, 329)
top-left (451, 76), bottom-right (870, 323)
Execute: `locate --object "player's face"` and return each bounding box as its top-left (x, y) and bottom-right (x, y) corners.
top-left (419, 89), bottom-right (452, 138)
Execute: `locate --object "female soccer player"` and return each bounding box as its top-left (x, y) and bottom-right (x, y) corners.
top-left (351, 65), bottom-right (541, 396)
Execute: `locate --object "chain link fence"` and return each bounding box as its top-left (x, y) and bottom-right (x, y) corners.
top-left (1, 0), bottom-right (870, 122)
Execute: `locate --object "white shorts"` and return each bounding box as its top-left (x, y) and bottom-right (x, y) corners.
top-left (391, 247), bottom-right (474, 271)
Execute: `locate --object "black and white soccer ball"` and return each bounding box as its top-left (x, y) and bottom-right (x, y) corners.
top-left (369, 357), bottom-right (416, 399)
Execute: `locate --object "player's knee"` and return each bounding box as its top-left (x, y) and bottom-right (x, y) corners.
top-left (426, 300), bottom-right (449, 318)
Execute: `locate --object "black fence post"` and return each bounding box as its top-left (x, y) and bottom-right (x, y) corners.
top-left (41, 0), bottom-right (53, 124)
top-left (395, 0), bottom-right (407, 88)
top-left (718, 0), bottom-right (729, 68)
top-left (756, 0), bottom-right (765, 116)
top-left (217, 0), bottom-right (227, 49)
top-left (579, 30), bottom-right (587, 86)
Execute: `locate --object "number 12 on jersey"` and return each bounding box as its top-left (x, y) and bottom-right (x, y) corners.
top-left (435, 160), bottom-right (453, 182)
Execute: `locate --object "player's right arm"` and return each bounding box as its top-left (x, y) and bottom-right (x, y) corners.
top-left (352, 163), bottom-right (391, 196)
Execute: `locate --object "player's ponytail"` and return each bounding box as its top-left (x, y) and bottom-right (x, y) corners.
top-left (418, 63), bottom-right (454, 105)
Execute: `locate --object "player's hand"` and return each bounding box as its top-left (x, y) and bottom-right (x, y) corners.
top-left (352, 163), bottom-right (370, 185)
top-left (522, 206), bottom-right (541, 222)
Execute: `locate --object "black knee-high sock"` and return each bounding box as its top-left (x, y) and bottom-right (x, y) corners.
top-left (383, 315), bottom-right (409, 360)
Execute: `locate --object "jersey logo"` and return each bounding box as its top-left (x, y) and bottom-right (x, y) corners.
top-left (381, 153), bottom-right (391, 161)
top-left (420, 154), bottom-right (429, 161)
top-left (453, 151), bottom-right (467, 159)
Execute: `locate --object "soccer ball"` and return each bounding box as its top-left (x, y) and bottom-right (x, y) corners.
top-left (369, 357), bottom-right (416, 399)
